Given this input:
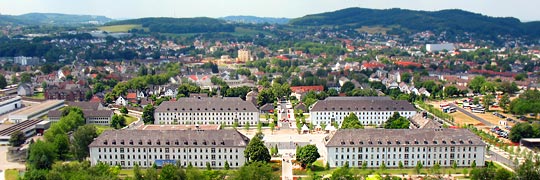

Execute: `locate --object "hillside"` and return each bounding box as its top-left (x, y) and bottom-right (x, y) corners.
top-left (0, 13), bottom-right (113, 26)
top-left (289, 8), bottom-right (540, 38)
top-left (220, 16), bottom-right (289, 24)
top-left (105, 17), bottom-right (235, 34)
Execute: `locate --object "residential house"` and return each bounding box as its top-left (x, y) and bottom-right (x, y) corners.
top-left (116, 96), bottom-right (128, 106)
top-left (17, 83), bottom-right (33, 96)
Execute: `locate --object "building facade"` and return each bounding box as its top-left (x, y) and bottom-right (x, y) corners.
top-left (325, 129), bottom-right (486, 168)
top-left (237, 49), bottom-right (250, 62)
top-left (154, 97), bottom-right (259, 126)
top-left (0, 96), bottom-right (22, 115)
top-left (309, 97), bottom-right (416, 126)
top-left (89, 129), bottom-right (249, 168)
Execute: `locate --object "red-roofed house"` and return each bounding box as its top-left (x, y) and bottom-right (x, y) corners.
top-left (290, 85), bottom-right (324, 100)
top-left (126, 92), bottom-right (137, 103)
top-left (361, 62), bottom-right (385, 71)
top-left (396, 61), bottom-right (422, 68)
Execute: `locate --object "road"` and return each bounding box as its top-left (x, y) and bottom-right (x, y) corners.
top-left (450, 104), bottom-right (494, 126)
top-left (282, 154), bottom-right (293, 180)
top-left (487, 149), bottom-right (515, 169)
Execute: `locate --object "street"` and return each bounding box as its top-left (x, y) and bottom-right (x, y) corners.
top-left (450, 104), bottom-right (494, 126)
top-left (281, 153), bottom-right (293, 180)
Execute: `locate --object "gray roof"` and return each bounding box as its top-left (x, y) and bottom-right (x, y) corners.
top-left (326, 129), bottom-right (486, 147)
top-left (48, 110), bottom-right (113, 118)
top-left (156, 97), bottom-right (258, 112)
top-left (89, 129), bottom-right (250, 148)
top-left (311, 96), bottom-right (415, 112)
top-left (67, 102), bottom-right (101, 110)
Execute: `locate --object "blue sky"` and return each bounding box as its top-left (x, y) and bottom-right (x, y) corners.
top-left (0, 0), bottom-right (539, 21)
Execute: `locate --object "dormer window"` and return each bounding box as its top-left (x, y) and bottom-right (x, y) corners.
top-left (129, 140), bottom-right (133, 145)
top-left (165, 141), bottom-right (170, 145)
top-left (138, 140), bottom-right (142, 145)
top-left (147, 140), bottom-right (152, 145)
top-left (184, 141), bottom-right (188, 145)
top-left (349, 141), bottom-right (354, 145)
top-left (175, 140), bottom-right (179, 145)
top-left (112, 140), bottom-right (116, 145)
top-left (103, 140), bottom-right (108, 145)
top-left (120, 140), bottom-right (125, 145)
top-left (193, 141), bottom-right (197, 145)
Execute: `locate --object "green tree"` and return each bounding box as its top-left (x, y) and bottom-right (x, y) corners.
top-left (509, 123), bottom-right (535, 143)
top-left (71, 125), bottom-right (98, 161)
top-left (269, 122), bottom-right (275, 134)
top-left (133, 163), bottom-right (143, 180)
top-left (120, 106), bottom-right (128, 115)
top-left (432, 162), bottom-right (441, 175)
top-left (232, 161), bottom-right (276, 180)
top-left (9, 130), bottom-right (25, 147)
top-left (340, 112), bottom-right (363, 129)
top-left (469, 76), bottom-right (486, 93)
top-left (362, 161), bottom-right (367, 170)
top-left (499, 94), bottom-right (510, 112)
top-left (495, 168), bottom-right (514, 180)
top-left (20, 72), bottom-right (31, 83)
top-left (296, 145), bottom-right (321, 168)
top-left (142, 104), bottom-right (155, 124)
top-left (11, 74), bottom-right (18, 84)
top-left (398, 161), bottom-right (404, 170)
top-left (380, 161), bottom-right (387, 171)
top-left (244, 122), bottom-right (251, 131)
top-left (257, 121), bottom-right (262, 133)
top-left (326, 162), bottom-right (331, 170)
top-left (28, 140), bottom-right (57, 169)
top-left (224, 161), bottom-right (230, 170)
top-left (160, 164), bottom-right (180, 180)
top-left (233, 121), bottom-right (239, 129)
top-left (452, 161), bottom-right (458, 170)
top-left (53, 134), bottom-right (70, 160)
top-left (340, 81), bottom-right (355, 93)
top-left (384, 112), bottom-right (410, 129)
top-left (471, 160), bottom-right (476, 169)
top-left (0, 75), bottom-right (7, 89)
top-left (415, 161), bottom-right (423, 174)
top-left (145, 166), bottom-right (159, 180)
top-left (331, 162), bottom-right (353, 180)
top-left (110, 114), bottom-right (127, 129)
top-left (206, 162), bottom-right (212, 170)
top-left (244, 135), bottom-right (271, 163)
top-left (482, 94), bottom-right (494, 111)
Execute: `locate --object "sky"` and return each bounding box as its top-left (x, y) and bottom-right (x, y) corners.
top-left (0, 0), bottom-right (539, 21)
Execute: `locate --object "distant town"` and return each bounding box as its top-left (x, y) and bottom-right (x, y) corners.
top-left (0, 7), bottom-right (539, 180)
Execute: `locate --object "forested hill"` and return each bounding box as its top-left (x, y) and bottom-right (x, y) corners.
top-left (105, 17), bottom-right (235, 34)
top-left (220, 16), bottom-right (289, 24)
top-left (0, 13), bottom-right (112, 25)
top-left (289, 8), bottom-right (540, 38)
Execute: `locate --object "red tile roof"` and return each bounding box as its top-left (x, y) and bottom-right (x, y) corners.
top-left (126, 93), bottom-right (137, 99)
top-left (290, 85), bottom-right (324, 93)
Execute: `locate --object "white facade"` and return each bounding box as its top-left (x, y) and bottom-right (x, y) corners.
top-left (309, 97), bottom-right (416, 126)
top-left (426, 43), bottom-right (455, 53)
top-left (0, 96), bottom-right (22, 115)
top-left (311, 111), bottom-right (416, 126)
top-left (327, 144), bottom-right (485, 168)
top-left (154, 98), bottom-right (259, 126)
top-left (326, 129), bottom-right (486, 168)
top-left (89, 129), bottom-right (249, 168)
top-left (115, 97), bottom-right (128, 106)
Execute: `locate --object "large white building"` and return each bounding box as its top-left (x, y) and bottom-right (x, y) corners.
top-left (89, 129), bottom-right (249, 168)
top-left (325, 129), bottom-right (486, 168)
top-left (309, 97), bottom-right (416, 127)
top-left (154, 97), bottom-right (259, 126)
top-left (0, 96), bottom-right (22, 115)
top-left (426, 43), bottom-right (455, 53)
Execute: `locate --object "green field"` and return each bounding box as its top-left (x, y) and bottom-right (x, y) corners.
top-left (5, 169), bottom-right (19, 180)
top-left (31, 92), bottom-right (45, 99)
top-left (95, 125), bottom-right (114, 135)
top-left (124, 115), bottom-right (138, 125)
top-left (99, 24), bottom-right (142, 32)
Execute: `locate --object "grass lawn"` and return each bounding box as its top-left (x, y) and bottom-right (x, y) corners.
top-left (124, 115), bottom-right (138, 125)
top-left (305, 160), bottom-right (471, 177)
top-left (95, 125), bottom-right (114, 135)
top-left (99, 24), bottom-right (142, 32)
top-left (5, 169), bottom-right (19, 180)
top-left (31, 92), bottom-right (45, 99)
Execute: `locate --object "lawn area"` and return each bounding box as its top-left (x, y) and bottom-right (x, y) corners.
top-left (99, 24), bottom-right (142, 32)
top-left (451, 111), bottom-right (483, 126)
top-left (5, 169), bottom-right (19, 180)
top-left (95, 125), bottom-right (114, 134)
top-left (124, 115), bottom-right (138, 125)
top-left (303, 160), bottom-right (472, 177)
top-left (31, 92), bottom-right (45, 99)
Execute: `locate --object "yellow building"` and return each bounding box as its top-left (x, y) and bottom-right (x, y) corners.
top-left (237, 49), bottom-right (250, 62)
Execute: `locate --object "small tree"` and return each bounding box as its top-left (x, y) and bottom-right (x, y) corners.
top-left (380, 161), bottom-right (387, 171)
top-left (269, 122), bottom-right (275, 134)
top-left (206, 162), bottom-right (212, 170)
top-left (233, 121), bottom-right (239, 129)
top-left (257, 121), bottom-right (262, 133)
top-left (297, 145), bottom-right (321, 168)
top-left (9, 130), bottom-right (26, 147)
top-left (398, 161), bottom-right (404, 170)
top-left (452, 161), bottom-right (458, 170)
top-left (463, 169), bottom-right (469, 177)
top-left (244, 122), bottom-right (250, 131)
top-left (340, 112), bottom-right (363, 129)
top-left (274, 144), bottom-right (279, 156)
top-left (432, 162), bottom-right (441, 175)
top-left (224, 161), bottom-right (230, 170)
top-left (120, 106), bottom-right (128, 115)
top-left (471, 160), bottom-right (476, 169)
top-left (326, 162), bottom-right (330, 170)
top-left (415, 161), bottom-right (423, 174)
top-left (362, 161), bottom-right (367, 170)
top-left (188, 162), bottom-right (193, 168)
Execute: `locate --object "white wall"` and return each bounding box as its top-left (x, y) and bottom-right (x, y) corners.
top-left (310, 111), bottom-right (416, 126)
top-left (154, 111), bottom-right (259, 126)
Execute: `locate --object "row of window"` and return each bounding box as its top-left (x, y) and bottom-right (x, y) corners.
top-left (335, 152), bottom-right (478, 160)
top-left (314, 111), bottom-right (414, 116)
top-left (158, 116), bottom-right (255, 121)
top-left (334, 146), bottom-right (478, 153)
top-left (98, 153), bottom-right (239, 161)
top-left (334, 159), bottom-right (474, 167)
top-left (98, 147), bottom-right (240, 153)
top-left (99, 160), bottom-right (240, 167)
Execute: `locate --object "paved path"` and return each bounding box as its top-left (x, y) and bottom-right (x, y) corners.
top-left (450, 104), bottom-right (494, 126)
top-left (282, 154), bottom-right (293, 180)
